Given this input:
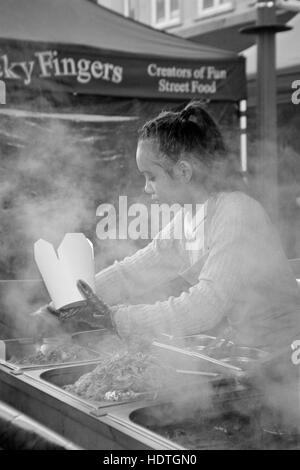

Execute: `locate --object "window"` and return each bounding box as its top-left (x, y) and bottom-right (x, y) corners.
top-left (124, 0), bottom-right (136, 19)
top-left (198, 0), bottom-right (233, 18)
top-left (152, 0), bottom-right (180, 28)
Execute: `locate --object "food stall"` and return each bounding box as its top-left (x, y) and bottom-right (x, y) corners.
top-left (0, 326), bottom-right (299, 450)
top-left (0, 0), bottom-right (299, 451)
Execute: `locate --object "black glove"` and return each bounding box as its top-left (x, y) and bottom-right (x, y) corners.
top-left (47, 280), bottom-right (116, 332)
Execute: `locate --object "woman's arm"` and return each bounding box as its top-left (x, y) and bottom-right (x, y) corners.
top-left (111, 193), bottom-right (267, 338)
top-left (95, 211), bottom-right (186, 305)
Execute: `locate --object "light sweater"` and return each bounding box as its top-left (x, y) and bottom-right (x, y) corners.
top-left (95, 191), bottom-right (300, 350)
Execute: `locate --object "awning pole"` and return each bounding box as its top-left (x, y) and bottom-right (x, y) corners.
top-left (240, 0), bottom-right (291, 224)
top-left (257, 0), bottom-right (279, 223)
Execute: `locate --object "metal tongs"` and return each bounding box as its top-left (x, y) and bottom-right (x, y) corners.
top-left (152, 341), bottom-right (245, 377)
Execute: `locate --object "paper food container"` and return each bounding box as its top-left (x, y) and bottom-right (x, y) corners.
top-left (34, 233), bottom-right (95, 310)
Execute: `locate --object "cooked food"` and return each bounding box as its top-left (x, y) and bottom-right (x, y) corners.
top-left (150, 413), bottom-right (257, 450)
top-left (9, 343), bottom-right (97, 366)
top-left (64, 350), bottom-right (177, 402)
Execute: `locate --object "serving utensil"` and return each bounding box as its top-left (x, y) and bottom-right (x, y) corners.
top-left (158, 332), bottom-right (234, 351)
top-left (152, 341), bottom-right (244, 376)
top-left (175, 369), bottom-right (220, 377)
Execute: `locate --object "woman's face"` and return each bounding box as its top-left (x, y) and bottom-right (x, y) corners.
top-left (136, 139), bottom-right (190, 205)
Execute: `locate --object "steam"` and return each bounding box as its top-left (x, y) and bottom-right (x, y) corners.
top-left (0, 98), bottom-right (299, 447)
top-left (0, 118), bottom-right (94, 273)
top-left (0, 102), bottom-right (142, 335)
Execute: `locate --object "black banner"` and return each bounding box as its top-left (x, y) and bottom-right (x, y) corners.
top-left (0, 40), bottom-right (247, 102)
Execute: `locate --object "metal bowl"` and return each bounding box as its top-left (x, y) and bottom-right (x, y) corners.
top-left (208, 346), bottom-right (270, 370)
top-left (182, 335), bottom-right (217, 350)
top-left (158, 334), bottom-right (217, 350)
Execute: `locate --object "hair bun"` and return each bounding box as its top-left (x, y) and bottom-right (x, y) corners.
top-left (179, 106), bottom-right (198, 125)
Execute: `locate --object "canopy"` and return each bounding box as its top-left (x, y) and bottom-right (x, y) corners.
top-left (242, 14), bottom-right (300, 105)
top-left (0, 0), bottom-right (246, 102)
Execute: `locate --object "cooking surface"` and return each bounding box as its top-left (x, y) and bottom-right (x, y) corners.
top-left (0, 328), bottom-right (298, 449)
top-left (136, 410), bottom-right (258, 450)
top-left (129, 399), bottom-right (300, 450)
top-left (0, 328), bottom-right (271, 375)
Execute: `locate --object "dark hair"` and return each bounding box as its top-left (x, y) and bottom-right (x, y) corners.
top-left (138, 101), bottom-right (244, 193)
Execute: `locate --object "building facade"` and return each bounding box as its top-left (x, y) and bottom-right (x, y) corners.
top-left (94, 0), bottom-right (294, 52)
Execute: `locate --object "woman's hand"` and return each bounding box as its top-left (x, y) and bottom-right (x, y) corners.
top-left (29, 281), bottom-right (117, 338)
top-left (48, 280), bottom-right (117, 332)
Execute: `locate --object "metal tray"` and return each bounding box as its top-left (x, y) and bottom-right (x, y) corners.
top-left (0, 336), bottom-right (106, 371)
top-left (24, 362), bottom-right (225, 449)
top-left (2, 361), bottom-right (298, 450)
top-left (130, 404), bottom-right (260, 450)
top-left (95, 380), bottom-right (264, 450)
top-left (0, 364), bottom-right (182, 450)
top-left (21, 362), bottom-right (251, 450)
top-left (127, 397), bottom-right (300, 450)
top-left (24, 363), bottom-right (159, 409)
top-left (23, 359), bottom-right (230, 410)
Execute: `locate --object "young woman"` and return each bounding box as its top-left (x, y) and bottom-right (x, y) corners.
top-left (33, 102), bottom-right (300, 351)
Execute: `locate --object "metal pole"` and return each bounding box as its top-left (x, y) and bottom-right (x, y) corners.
top-left (257, 0), bottom-right (278, 223)
top-left (240, 1), bottom-right (291, 225)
